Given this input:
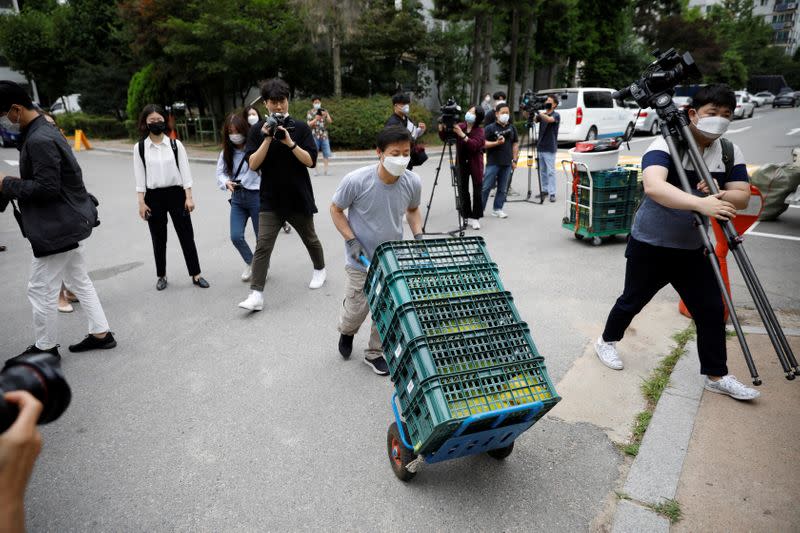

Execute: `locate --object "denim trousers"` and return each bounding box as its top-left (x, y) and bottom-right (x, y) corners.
top-left (481, 164), bottom-right (513, 211)
top-left (230, 188), bottom-right (260, 264)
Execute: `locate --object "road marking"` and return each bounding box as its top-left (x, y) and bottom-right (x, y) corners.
top-left (3, 160), bottom-right (18, 166)
top-left (787, 128), bottom-right (800, 136)
top-left (727, 126), bottom-right (751, 134)
top-left (746, 231), bottom-right (800, 242)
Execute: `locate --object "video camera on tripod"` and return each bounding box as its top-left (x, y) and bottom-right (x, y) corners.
top-left (519, 89), bottom-right (551, 115)
top-left (438, 97), bottom-right (462, 141)
top-left (613, 47), bottom-right (798, 384)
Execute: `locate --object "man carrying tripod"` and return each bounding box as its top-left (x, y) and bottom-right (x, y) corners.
top-left (594, 84), bottom-right (760, 401)
top-left (534, 94), bottom-right (560, 202)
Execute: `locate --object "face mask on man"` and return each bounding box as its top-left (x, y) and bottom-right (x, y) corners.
top-left (313, 102), bottom-right (321, 110)
top-left (498, 113), bottom-right (510, 125)
top-left (229, 133), bottom-right (245, 145)
top-left (148, 121), bottom-right (166, 135)
top-left (694, 115), bottom-right (731, 140)
top-left (382, 154), bottom-right (410, 177)
top-left (247, 114), bottom-right (259, 126)
top-left (401, 104), bottom-right (410, 115)
top-left (464, 112), bottom-right (476, 124)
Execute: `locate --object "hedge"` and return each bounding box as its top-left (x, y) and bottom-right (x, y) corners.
top-left (54, 113), bottom-right (128, 139)
top-left (287, 96), bottom-right (432, 150)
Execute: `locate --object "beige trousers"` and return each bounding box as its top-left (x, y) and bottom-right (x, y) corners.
top-left (338, 266), bottom-right (383, 358)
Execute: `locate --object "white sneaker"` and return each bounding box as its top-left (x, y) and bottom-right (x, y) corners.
top-left (594, 336), bottom-right (624, 370)
top-left (238, 291), bottom-right (263, 311)
top-left (470, 218), bottom-right (481, 230)
top-left (241, 263), bottom-right (252, 282)
top-left (309, 268), bottom-right (326, 289)
top-left (491, 210), bottom-right (508, 219)
top-left (704, 375), bottom-right (761, 401)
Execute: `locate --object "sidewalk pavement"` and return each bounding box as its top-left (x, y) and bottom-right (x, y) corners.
top-left (611, 329), bottom-right (800, 532)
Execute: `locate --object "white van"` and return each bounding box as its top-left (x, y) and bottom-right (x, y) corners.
top-left (50, 94), bottom-right (81, 115)
top-left (536, 87), bottom-right (634, 143)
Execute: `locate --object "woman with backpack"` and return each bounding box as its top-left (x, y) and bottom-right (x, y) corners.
top-left (216, 113), bottom-right (261, 281)
top-left (133, 104), bottom-right (209, 291)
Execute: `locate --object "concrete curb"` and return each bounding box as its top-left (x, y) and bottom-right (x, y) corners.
top-left (611, 343), bottom-right (705, 531)
top-left (90, 146), bottom-right (375, 165)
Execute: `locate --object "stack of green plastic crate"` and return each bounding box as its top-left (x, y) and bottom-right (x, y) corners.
top-left (364, 237), bottom-right (561, 455)
top-left (568, 167), bottom-right (640, 232)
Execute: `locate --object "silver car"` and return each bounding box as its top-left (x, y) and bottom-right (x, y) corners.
top-left (624, 101), bottom-right (661, 136)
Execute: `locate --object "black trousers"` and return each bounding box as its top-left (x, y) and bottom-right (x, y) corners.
top-left (458, 165), bottom-right (484, 220)
top-left (144, 186), bottom-right (201, 278)
top-left (602, 238), bottom-right (728, 376)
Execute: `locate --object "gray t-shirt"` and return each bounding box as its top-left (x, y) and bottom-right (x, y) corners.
top-left (332, 164), bottom-right (422, 271)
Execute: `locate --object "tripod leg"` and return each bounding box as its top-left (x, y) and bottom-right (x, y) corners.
top-left (422, 144), bottom-right (448, 233)
top-left (680, 127), bottom-right (797, 379)
top-left (448, 143), bottom-right (465, 237)
top-left (661, 130), bottom-right (762, 384)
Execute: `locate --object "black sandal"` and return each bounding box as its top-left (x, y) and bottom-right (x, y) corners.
top-left (192, 276), bottom-right (210, 288)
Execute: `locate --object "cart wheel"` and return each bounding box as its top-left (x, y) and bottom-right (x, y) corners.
top-left (487, 442), bottom-right (515, 460)
top-left (561, 216), bottom-right (570, 225)
top-left (387, 422), bottom-right (417, 481)
top-left (592, 236), bottom-right (602, 246)
top-left (574, 233), bottom-right (584, 240)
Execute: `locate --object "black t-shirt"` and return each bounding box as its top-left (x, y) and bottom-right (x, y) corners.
top-left (484, 122), bottom-right (518, 167)
top-left (245, 118), bottom-right (319, 214)
top-left (537, 111), bottom-right (560, 153)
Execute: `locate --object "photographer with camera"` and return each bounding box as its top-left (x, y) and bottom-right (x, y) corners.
top-left (0, 81), bottom-right (116, 361)
top-left (481, 103), bottom-right (519, 219)
top-left (595, 84), bottom-right (760, 401)
top-left (306, 96), bottom-right (333, 176)
top-left (439, 104), bottom-right (486, 230)
top-left (216, 113), bottom-right (261, 282)
top-left (534, 94), bottom-right (561, 202)
top-left (0, 390), bottom-right (42, 532)
top-left (331, 126), bottom-right (423, 375)
top-left (238, 78), bottom-right (326, 311)
top-left (386, 93), bottom-right (427, 170)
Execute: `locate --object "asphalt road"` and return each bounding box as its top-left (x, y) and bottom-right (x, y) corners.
top-left (0, 107), bottom-right (797, 531)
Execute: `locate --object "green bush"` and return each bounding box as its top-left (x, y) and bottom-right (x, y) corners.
top-left (126, 64), bottom-right (160, 121)
top-left (287, 96), bottom-right (432, 150)
top-left (54, 113), bottom-right (128, 139)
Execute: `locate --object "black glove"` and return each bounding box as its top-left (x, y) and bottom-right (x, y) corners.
top-left (346, 238), bottom-right (367, 262)
top-left (414, 233), bottom-right (423, 240)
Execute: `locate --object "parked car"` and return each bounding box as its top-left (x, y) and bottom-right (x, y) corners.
top-left (623, 101), bottom-right (661, 135)
top-left (772, 91), bottom-right (799, 107)
top-left (49, 94), bottom-right (81, 115)
top-left (733, 93), bottom-right (755, 119)
top-left (537, 87), bottom-right (635, 143)
top-left (0, 124), bottom-right (20, 148)
top-left (736, 90), bottom-right (759, 107)
top-left (752, 91), bottom-right (775, 106)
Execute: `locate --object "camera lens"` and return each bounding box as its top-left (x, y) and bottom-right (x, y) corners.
top-left (0, 353), bottom-right (71, 433)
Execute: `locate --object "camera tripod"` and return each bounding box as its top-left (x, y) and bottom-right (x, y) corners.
top-left (505, 116), bottom-right (544, 204)
top-left (650, 94), bottom-right (798, 384)
top-left (421, 134), bottom-right (465, 238)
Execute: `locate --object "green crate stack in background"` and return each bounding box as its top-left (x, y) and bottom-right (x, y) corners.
top-left (364, 237), bottom-right (560, 455)
top-left (569, 167), bottom-right (640, 231)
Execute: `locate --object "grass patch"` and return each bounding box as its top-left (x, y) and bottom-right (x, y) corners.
top-left (622, 324), bottom-right (696, 457)
top-left (650, 498), bottom-right (682, 523)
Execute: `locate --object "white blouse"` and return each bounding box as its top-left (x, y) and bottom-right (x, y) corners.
top-left (133, 136), bottom-right (193, 192)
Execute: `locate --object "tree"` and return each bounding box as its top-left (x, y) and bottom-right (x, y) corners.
top-left (426, 20), bottom-right (472, 105)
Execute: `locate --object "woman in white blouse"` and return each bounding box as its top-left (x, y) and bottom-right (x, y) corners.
top-left (133, 104), bottom-right (209, 291)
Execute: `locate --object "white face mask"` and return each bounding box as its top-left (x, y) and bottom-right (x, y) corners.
top-left (694, 116), bottom-right (730, 140)
top-left (401, 104), bottom-right (410, 115)
top-left (498, 113), bottom-right (510, 125)
top-left (313, 103), bottom-right (321, 110)
top-left (484, 96), bottom-right (491, 102)
top-left (381, 155), bottom-right (410, 177)
top-left (229, 133), bottom-right (245, 145)
top-left (464, 112), bottom-right (476, 124)
top-left (247, 114), bottom-right (259, 126)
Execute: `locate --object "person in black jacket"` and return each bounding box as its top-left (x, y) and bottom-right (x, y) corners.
top-left (385, 93), bottom-right (427, 170)
top-left (0, 81), bottom-right (116, 361)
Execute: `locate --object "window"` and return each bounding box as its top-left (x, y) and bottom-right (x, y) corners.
top-left (583, 91), bottom-right (613, 108)
top-left (541, 91), bottom-right (578, 109)
top-left (760, 0), bottom-right (766, 5)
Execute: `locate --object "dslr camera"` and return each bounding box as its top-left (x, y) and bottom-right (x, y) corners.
top-left (265, 113), bottom-right (296, 141)
top-left (315, 107), bottom-right (326, 117)
top-left (486, 127), bottom-right (514, 142)
top-left (439, 97), bottom-right (462, 136)
top-left (0, 353), bottom-right (71, 433)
